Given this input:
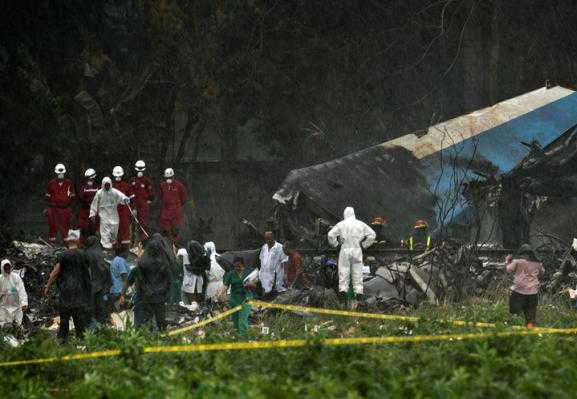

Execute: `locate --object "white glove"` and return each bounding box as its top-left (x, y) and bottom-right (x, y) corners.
top-left (122, 197), bottom-right (131, 205)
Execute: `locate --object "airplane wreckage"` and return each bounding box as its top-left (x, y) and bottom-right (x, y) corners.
top-left (273, 85), bottom-right (577, 250)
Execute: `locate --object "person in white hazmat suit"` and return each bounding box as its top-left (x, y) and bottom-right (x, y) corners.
top-left (259, 231), bottom-right (287, 295)
top-left (327, 207), bottom-right (376, 300)
top-left (0, 259), bottom-right (28, 328)
top-left (203, 241), bottom-right (225, 301)
top-left (89, 176), bottom-right (130, 250)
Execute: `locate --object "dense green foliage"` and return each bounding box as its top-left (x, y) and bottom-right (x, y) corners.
top-left (1, 297), bottom-right (576, 398)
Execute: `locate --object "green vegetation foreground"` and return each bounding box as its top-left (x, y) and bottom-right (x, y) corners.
top-left (1, 297), bottom-right (577, 398)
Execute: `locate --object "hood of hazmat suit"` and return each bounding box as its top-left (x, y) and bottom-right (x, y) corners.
top-left (204, 241), bottom-right (225, 283)
top-left (327, 207), bottom-right (376, 295)
top-left (89, 177), bottom-right (129, 224)
top-left (136, 233), bottom-right (173, 303)
top-left (0, 259), bottom-right (28, 326)
top-left (328, 207), bottom-right (376, 249)
top-left (85, 236), bottom-right (111, 294)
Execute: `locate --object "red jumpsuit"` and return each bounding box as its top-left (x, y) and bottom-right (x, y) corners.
top-left (129, 176), bottom-right (154, 240)
top-left (112, 180), bottom-right (133, 247)
top-left (78, 183), bottom-right (100, 244)
top-left (159, 180), bottom-right (187, 236)
top-left (45, 178), bottom-right (75, 243)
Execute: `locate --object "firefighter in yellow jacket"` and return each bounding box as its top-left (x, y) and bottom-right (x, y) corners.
top-left (409, 219), bottom-right (431, 250)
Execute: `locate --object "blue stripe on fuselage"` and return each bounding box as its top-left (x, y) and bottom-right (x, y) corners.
top-left (420, 91), bottom-right (577, 229)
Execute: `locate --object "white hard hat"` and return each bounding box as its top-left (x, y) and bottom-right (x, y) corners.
top-left (84, 168), bottom-right (97, 179)
top-left (112, 166), bottom-right (124, 177)
top-left (164, 168), bottom-right (175, 178)
top-left (54, 163), bottom-right (66, 174)
top-left (135, 160), bottom-right (146, 171)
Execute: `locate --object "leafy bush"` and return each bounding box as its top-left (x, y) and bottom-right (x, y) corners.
top-left (1, 296), bottom-right (577, 398)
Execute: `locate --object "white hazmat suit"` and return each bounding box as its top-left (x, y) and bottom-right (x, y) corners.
top-left (204, 242), bottom-right (225, 301)
top-left (90, 177), bottom-right (130, 249)
top-left (259, 241), bottom-right (287, 294)
top-left (327, 207), bottom-right (376, 295)
top-left (0, 259), bottom-right (28, 327)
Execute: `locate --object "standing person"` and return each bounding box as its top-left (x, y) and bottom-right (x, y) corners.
top-left (0, 259), bottom-right (28, 328)
top-left (204, 241), bottom-right (225, 302)
top-left (259, 232), bottom-right (286, 297)
top-left (177, 241), bottom-right (209, 304)
top-left (112, 166), bottom-right (133, 249)
top-left (44, 230), bottom-right (92, 343)
top-left (218, 256), bottom-right (256, 335)
top-left (121, 234), bottom-right (171, 331)
top-left (130, 160), bottom-right (154, 242)
top-left (108, 247), bottom-right (130, 314)
top-left (78, 169), bottom-right (99, 246)
top-left (327, 207), bottom-right (376, 301)
top-left (45, 163), bottom-right (76, 244)
top-left (89, 177), bottom-right (130, 251)
top-left (506, 244), bottom-right (545, 328)
top-left (159, 168), bottom-right (187, 243)
top-left (283, 241), bottom-right (310, 289)
top-left (409, 219), bottom-right (431, 250)
top-left (84, 236), bottom-right (111, 326)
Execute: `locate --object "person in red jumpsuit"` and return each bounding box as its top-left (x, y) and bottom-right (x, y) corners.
top-left (129, 160), bottom-right (154, 241)
top-left (78, 168), bottom-right (100, 247)
top-left (112, 166), bottom-right (133, 248)
top-left (45, 163), bottom-right (75, 244)
top-left (159, 168), bottom-right (187, 242)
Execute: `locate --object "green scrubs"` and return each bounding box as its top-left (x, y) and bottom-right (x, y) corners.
top-left (223, 268), bottom-right (254, 334)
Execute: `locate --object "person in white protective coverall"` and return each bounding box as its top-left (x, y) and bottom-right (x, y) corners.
top-left (204, 241), bottom-right (225, 302)
top-left (327, 207), bottom-right (376, 300)
top-left (0, 259), bottom-right (28, 328)
top-left (89, 177), bottom-right (130, 250)
top-left (259, 231), bottom-right (287, 296)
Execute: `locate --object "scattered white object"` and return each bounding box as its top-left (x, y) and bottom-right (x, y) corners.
top-left (573, 238), bottom-right (577, 252)
top-left (3, 335), bottom-right (20, 348)
top-left (261, 326), bottom-right (270, 335)
top-left (362, 266), bottom-right (371, 274)
top-left (569, 289), bottom-right (577, 299)
top-left (179, 301), bottom-right (199, 312)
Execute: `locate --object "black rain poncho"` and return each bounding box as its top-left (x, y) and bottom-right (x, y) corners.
top-left (56, 249), bottom-right (92, 309)
top-left (135, 234), bottom-right (172, 304)
top-left (84, 236), bottom-right (111, 294)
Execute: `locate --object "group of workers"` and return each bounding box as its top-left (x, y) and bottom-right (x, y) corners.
top-left (46, 161), bottom-right (188, 249)
top-left (0, 200), bottom-right (544, 340)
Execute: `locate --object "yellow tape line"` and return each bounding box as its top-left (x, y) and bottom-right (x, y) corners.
top-left (248, 301), bottom-right (499, 328)
top-left (164, 305), bottom-right (243, 337)
top-left (2, 327), bottom-right (577, 367)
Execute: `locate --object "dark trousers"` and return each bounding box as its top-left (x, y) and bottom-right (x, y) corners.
top-left (134, 303), bottom-right (166, 331)
top-left (92, 291), bottom-right (108, 324)
top-left (509, 291), bottom-right (538, 324)
top-left (58, 307), bottom-right (87, 342)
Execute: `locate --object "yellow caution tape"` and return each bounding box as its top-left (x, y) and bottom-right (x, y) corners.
top-left (2, 327), bottom-right (577, 367)
top-left (164, 305), bottom-right (243, 337)
top-left (248, 301), bottom-right (499, 328)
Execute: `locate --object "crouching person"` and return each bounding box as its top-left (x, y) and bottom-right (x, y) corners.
top-left (218, 257), bottom-right (257, 335)
top-left (506, 244), bottom-right (544, 328)
top-left (0, 259), bottom-right (28, 329)
top-left (44, 230), bottom-right (92, 343)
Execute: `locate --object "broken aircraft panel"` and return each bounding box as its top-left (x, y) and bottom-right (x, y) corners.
top-left (274, 86), bottom-right (577, 245)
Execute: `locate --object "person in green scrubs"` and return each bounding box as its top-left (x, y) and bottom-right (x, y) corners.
top-left (218, 256), bottom-right (256, 335)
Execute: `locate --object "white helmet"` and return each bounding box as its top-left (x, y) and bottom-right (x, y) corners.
top-left (164, 168), bottom-right (175, 178)
top-left (84, 168), bottom-right (97, 179)
top-left (54, 163), bottom-right (66, 174)
top-left (135, 160), bottom-right (146, 171)
top-left (112, 166), bottom-right (124, 177)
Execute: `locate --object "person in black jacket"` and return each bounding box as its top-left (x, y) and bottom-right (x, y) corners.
top-left (44, 230), bottom-right (92, 343)
top-left (84, 235), bottom-right (111, 326)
